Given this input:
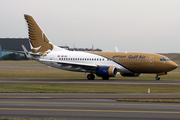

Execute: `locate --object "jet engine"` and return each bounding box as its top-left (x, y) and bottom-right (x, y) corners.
top-left (96, 66), bottom-right (118, 79)
top-left (120, 73), bottom-right (141, 77)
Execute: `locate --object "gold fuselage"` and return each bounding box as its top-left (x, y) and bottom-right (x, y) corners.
top-left (92, 52), bottom-right (178, 73)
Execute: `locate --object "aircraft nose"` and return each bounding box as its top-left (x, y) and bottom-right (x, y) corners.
top-left (169, 61), bottom-right (178, 70)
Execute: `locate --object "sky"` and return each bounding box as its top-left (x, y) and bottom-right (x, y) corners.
top-left (0, 0), bottom-right (179, 53)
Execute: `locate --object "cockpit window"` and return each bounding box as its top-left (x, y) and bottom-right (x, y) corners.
top-left (160, 58), bottom-right (171, 61)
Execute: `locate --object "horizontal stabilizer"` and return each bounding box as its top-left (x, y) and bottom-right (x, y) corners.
top-left (22, 45), bottom-right (34, 59)
top-left (2, 49), bottom-right (25, 54)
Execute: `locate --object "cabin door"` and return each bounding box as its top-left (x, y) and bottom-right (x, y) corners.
top-left (149, 56), bottom-right (154, 66)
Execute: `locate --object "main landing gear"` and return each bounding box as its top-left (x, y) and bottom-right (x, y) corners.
top-left (102, 76), bottom-right (109, 80)
top-left (87, 74), bottom-right (109, 80)
top-left (87, 74), bottom-right (95, 80)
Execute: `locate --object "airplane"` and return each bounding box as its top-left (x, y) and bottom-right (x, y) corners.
top-left (22, 14), bottom-right (178, 80)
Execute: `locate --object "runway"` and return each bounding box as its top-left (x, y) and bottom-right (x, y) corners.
top-left (1, 93), bottom-right (180, 99)
top-left (0, 93), bottom-right (180, 120)
top-left (1, 78), bottom-right (180, 119)
top-left (1, 78), bottom-right (180, 85)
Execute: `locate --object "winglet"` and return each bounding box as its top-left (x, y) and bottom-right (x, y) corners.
top-left (22, 45), bottom-right (33, 59)
top-left (115, 46), bottom-right (119, 52)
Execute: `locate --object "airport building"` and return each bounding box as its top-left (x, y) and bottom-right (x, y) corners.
top-left (0, 38), bottom-right (102, 59)
top-left (0, 38), bottom-right (31, 59)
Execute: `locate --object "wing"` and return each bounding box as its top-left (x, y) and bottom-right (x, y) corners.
top-left (39, 59), bottom-right (98, 72)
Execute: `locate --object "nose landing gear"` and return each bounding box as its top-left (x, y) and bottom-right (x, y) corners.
top-left (155, 72), bottom-right (167, 80)
top-left (155, 76), bottom-right (160, 80)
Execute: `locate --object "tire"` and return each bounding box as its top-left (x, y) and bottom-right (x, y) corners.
top-left (102, 76), bottom-right (109, 80)
top-left (156, 76), bottom-right (160, 80)
top-left (87, 74), bottom-right (95, 80)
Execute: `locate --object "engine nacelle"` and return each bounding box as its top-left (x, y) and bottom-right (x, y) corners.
top-left (120, 73), bottom-right (141, 77)
top-left (96, 66), bottom-right (118, 77)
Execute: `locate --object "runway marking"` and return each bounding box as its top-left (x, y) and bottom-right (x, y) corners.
top-left (0, 101), bottom-right (114, 106)
top-left (0, 108), bottom-right (180, 114)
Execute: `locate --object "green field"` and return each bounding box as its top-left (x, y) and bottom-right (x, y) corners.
top-left (0, 83), bottom-right (180, 93)
top-left (0, 60), bottom-right (179, 80)
top-left (0, 60), bottom-right (180, 93)
top-left (117, 99), bottom-right (180, 103)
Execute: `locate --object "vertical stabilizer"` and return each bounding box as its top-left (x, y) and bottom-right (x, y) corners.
top-left (24, 14), bottom-right (66, 56)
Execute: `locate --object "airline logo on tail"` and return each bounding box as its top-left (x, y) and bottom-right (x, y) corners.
top-left (24, 15), bottom-right (54, 56)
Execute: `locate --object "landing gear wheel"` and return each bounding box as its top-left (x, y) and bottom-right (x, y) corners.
top-left (156, 76), bottom-right (160, 80)
top-left (102, 76), bottom-right (109, 80)
top-left (87, 74), bottom-right (95, 80)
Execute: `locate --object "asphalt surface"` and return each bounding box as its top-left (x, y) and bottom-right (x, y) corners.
top-left (0, 94), bottom-right (180, 120)
top-left (0, 78), bottom-right (180, 119)
top-left (1, 78), bottom-right (180, 85)
top-left (0, 93), bottom-right (180, 99)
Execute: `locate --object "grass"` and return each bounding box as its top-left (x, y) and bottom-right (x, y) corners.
top-left (117, 99), bottom-right (180, 103)
top-left (174, 61), bottom-right (180, 64)
top-left (0, 60), bottom-right (180, 93)
top-left (0, 83), bottom-right (180, 93)
top-left (0, 60), bottom-right (179, 80)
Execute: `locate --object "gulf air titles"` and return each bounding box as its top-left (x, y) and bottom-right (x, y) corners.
top-left (23, 15), bottom-right (178, 80)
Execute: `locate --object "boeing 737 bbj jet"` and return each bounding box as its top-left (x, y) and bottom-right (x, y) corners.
top-left (23, 14), bottom-right (178, 80)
